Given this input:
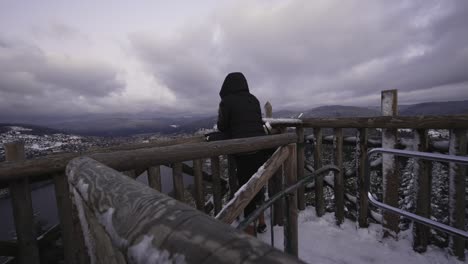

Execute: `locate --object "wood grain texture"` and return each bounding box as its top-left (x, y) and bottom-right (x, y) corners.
top-left (216, 147), bottom-right (290, 224)
top-left (296, 127), bottom-right (305, 211)
top-left (211, 157), bottom-right (222, 214)
top-left (193, 159), bottom-right (204, 211)
top-left (357, 128), bottom-right (369, 228)
top-left (313, 128), bottom-right (325, 217)
top-left (333, 128), bottom-right (344, 226)
top-left (5, 142), bottom-right (40, 264)
top-left (448, 128), bottom-right (466, 260)
top-left (147, 166), bottom-right (161, 191)
top-left (172, 163), bottom-right (184, 201)
top-left (412, 129), bottom-right (431, 253)
top-left (66, 156), bottom-right (304, 264)
top-left (284, 144), bottom-right (298, 257)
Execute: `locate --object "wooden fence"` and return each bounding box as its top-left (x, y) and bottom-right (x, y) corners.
top-left (0, 133), bottom-right (299, 263)
top-left (1, 89), bottom-right (468, 262)
top-left (265, 90), bottom-right (468, 260)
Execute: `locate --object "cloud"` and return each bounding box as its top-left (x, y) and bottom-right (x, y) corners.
top-left (130, 0), bottom-right (468, 111)
top-left (0, 37), bottom-right (125, 116)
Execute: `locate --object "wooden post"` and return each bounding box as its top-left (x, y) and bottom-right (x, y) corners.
top-left (265, 101), bottom-right (284, 225)
top-left (448, 129), bottom-right (466, 260)
top-left (296, 126), bottom-right (305, 210)
top-left (211, 156), bottom-right (222, 215)
top-left (227, 155), bottom-right (238, 199)
top-left (54, 173), bottom-right (80, 264)
top-left (193, 159), bottom-right (204, 211)
top-left (413, 129), bottom-right (431, 253)
top-left (381, 89), bottom-right (400, 238)
top-left (5, 142), bottom-right (40, 264)
top-left (147, 166), bottom-right (162, 192)
top-left (172, 163), bottom-right (184, 201)
top-left (314, 128), bottom-right (325, 217)
top-left (357, 128), bottom-right (369, 227)
top-left (284, 144), bottom-right (298, 257)
top-left (333, 128), bottom-right (344, 225)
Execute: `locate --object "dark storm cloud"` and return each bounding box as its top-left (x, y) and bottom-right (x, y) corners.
top-left (0, 38), bottom-right (125, 116)
top-left (130, 0), bottom-right (468, 111)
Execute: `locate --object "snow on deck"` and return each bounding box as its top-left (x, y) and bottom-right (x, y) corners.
top-left (258, 208), bottom-right (459, 264)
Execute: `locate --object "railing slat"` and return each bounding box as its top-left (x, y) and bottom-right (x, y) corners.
top-left (284, 144), bottom-right (298, 256)
top-left (147, 166), bottom-right (162, 191)
top-left (193, 159), bottom-right (204, 211)
top-left (172, 163), bottom-right (184, 201)
top-left (449, 128), bottom-right (467, 260)
top-left (211, 156), bottom-right (222, 214)
top-left (357, 128), bottom-right (369, 228)
top-left (5, 142), bottom-right (40, 264)
top-left (216, 147), bottom-right (290, 224)
top-left (412, 129), bottom-right (431, 252)
top-left (296, 126), bottom-right (305, 210)
top-left (333, 128), bottom-right (344, 225)
top-left (314, 128), bottom-right (325, 217)
top-left (54, 173), bottom-right (81, 264)
top-left (227, 155), bottom-right (238, 200)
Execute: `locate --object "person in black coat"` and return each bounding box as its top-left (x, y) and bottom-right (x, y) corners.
top-left (217, 72), bottom-right (268, 235)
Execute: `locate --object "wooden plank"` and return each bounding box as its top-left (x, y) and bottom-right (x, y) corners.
top-left (284, 144), bottom-right (298, 257)
top-left (0, 133), bottom-right (298, 184)
top-left (54, 173), bottom-right (79, 264)
top-left (172, 163), bottom-right (184, 201)
top-left (412, 129), bottom-right (431, 253)
top-left (5, 142), bottom-right (40, 264)
top-left (381, 89), bottom-right (400, 238)
top-left (357, 128), bottom-right (369, 228)
top-left (333, 128), bottom-right (344, 225)
top-left (66, 156), bottom-right (305, 264)
top-left (147, 166), bottom-right (162, 191)
top-left (216, 147), bottom-right (290, 224)
top-left (227, 155), bottom-right (238, 200)
top-left (193, 159), bottom-right (204, 211)
top-left (268, 115), bottom-right (468, 129)
top-left (314, 128), bottom-right (325, 217)
top-left (272, 165), bottom-right (284, 226)
top-left (448, 128), bottom-right (466, 260)
top-left (296, 126), bottom-right (305, 210)
top-left (211, 157), bottom-right (222, 214)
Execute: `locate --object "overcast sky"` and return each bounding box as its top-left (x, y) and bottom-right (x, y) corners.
top-left (1, 0), bottom-right (467, 118)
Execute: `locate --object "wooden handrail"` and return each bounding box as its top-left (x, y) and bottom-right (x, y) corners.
top-left (264, 115), bottom-right (468, 128)
top-left (0, 133), bottom-right (297, 184)
top-left (66, 156), bottom-right (304, 264)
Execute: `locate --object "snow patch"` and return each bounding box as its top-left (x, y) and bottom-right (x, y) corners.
top-left (127, 235), bottom-right (186, 264)
top-left (77, 179), bottom-right (90, 202)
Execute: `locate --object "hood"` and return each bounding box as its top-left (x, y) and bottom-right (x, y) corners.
top-left (219, 72), bottom-right (249, 98)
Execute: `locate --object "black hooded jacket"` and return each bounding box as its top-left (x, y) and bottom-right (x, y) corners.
top-left (217, 72), bottom-right (265, 139)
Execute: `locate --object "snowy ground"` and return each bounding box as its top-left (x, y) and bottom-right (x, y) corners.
top-left (258, 208), bottom-right (462, 264)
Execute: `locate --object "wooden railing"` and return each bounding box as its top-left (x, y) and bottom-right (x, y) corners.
top-left (264, 90), bottom-right (468, 260)
top-left (66, 156), bottom-right (304, 264)
top-left (0, 133), bottom-right (299, 263)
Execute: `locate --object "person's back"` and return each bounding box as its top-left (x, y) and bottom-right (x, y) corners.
top-left (217, 72), bottom-right (264, 139)
top-left (216, 72), bottom-right (268, 236)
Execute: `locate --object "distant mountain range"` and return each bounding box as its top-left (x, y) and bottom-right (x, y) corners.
top-left (1, 100), bottom-right (467, 136)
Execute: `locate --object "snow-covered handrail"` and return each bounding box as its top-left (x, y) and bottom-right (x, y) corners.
top-left (264, 115), bottom-right (468, 129)
top-left (66, 157), bottom-right (304, 264)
